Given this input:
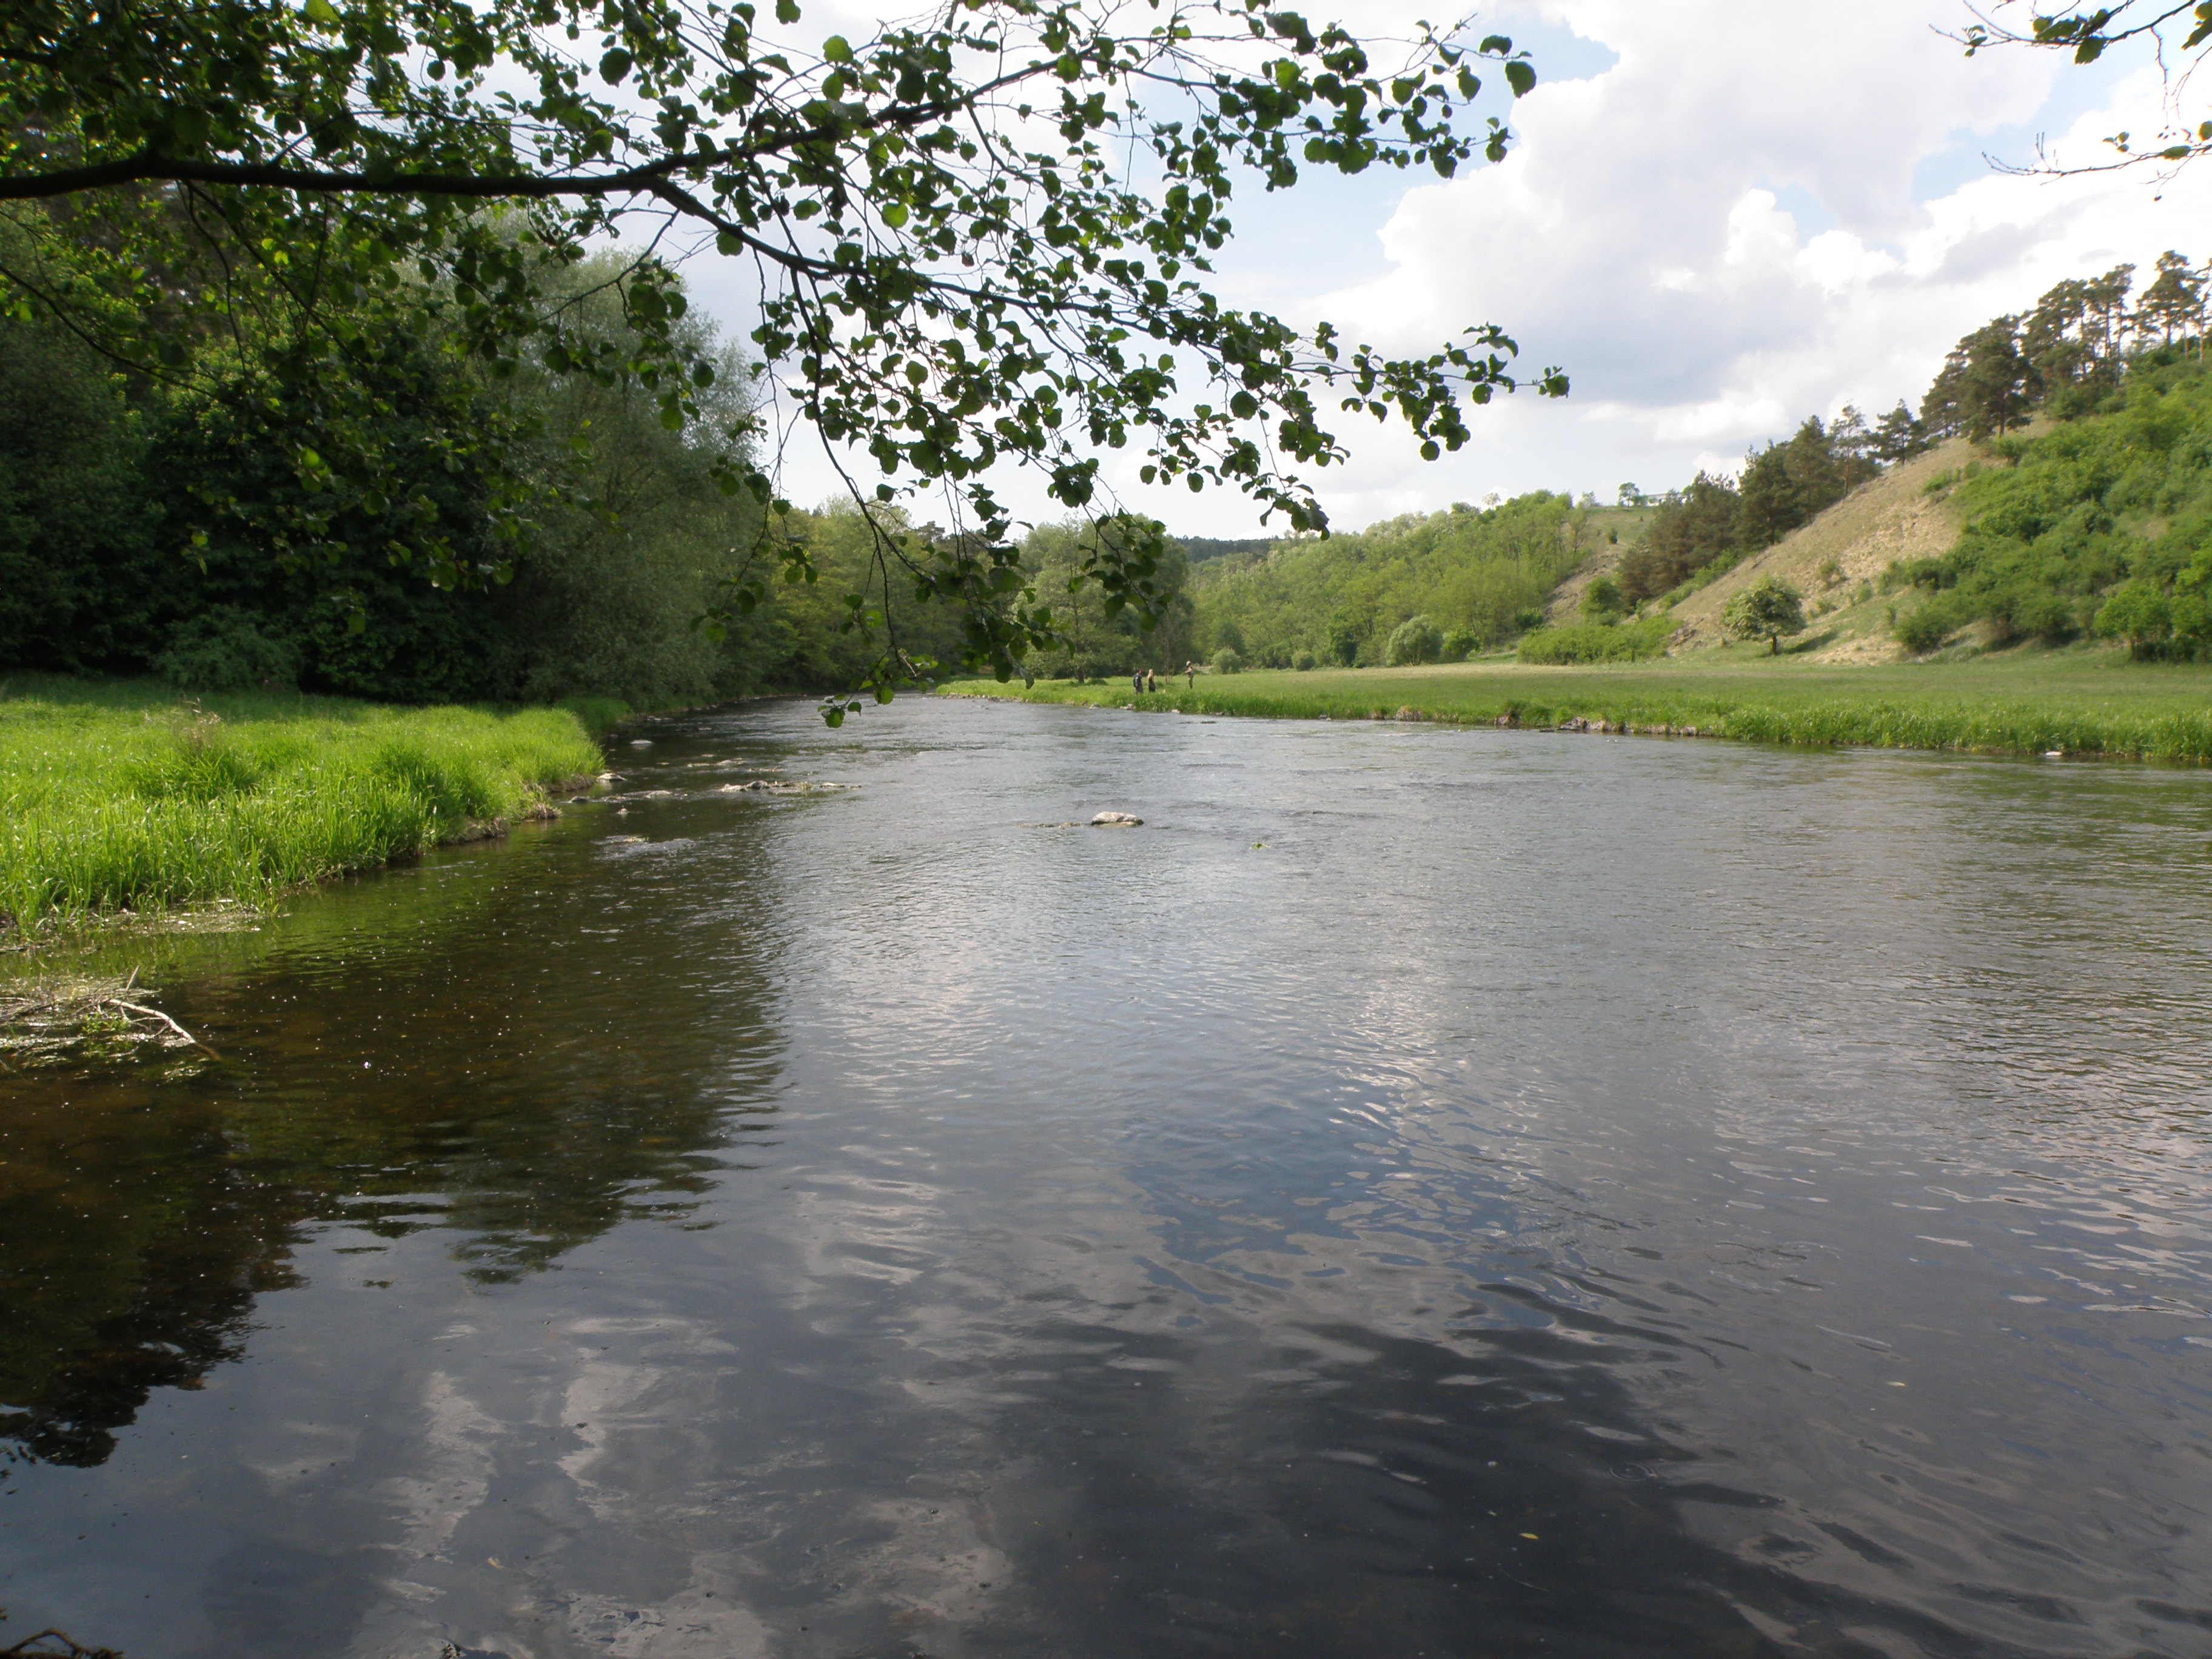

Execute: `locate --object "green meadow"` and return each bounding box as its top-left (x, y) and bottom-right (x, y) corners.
top-left (947, 644), bottom-right (2212, 762)
top-left (0, 677), bottom-right (605, 934)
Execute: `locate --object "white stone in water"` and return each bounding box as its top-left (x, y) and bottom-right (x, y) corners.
top-left (629, 739), bottom-right (654, 747)
top-left (1090, 811), bottom-right (1144, 827)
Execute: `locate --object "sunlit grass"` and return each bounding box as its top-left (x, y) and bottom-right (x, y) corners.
top-left (0, 676), bottom-right (603, 931)
top-left (946, 645), bottom-right (2212, 762)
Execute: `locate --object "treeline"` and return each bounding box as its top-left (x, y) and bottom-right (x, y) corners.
top-left (1922, 253), bottom-right (2206, 440)
top-left (1182, 492), bottom-right (1594, 668)
top-left (0, 274), bottom-right (1000, 705)
top-left (0, 213), bottom-right (1193, 705)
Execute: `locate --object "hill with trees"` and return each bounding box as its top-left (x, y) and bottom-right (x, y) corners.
top-left (1654, 254), bottom-right (2212, 664)
top-left (1182, 492), bottom-right (1599, 669)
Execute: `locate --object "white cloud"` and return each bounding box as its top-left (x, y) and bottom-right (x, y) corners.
top-left (1175, 0), bottom-right (2212, 529)
top-left (694, 2), bottom-right (2212, 535)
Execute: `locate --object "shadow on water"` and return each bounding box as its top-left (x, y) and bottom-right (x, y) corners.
top-left (0, 804), bottom-right (785, 1472)
top-left (949, 1313), bottom-right (1982, 1659)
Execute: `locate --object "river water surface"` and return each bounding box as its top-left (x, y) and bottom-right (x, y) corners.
top-left (4, 697), bottom-right (2211, 1658)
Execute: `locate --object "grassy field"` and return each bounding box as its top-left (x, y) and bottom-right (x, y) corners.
top-left (0, 676), bottom-right (605, 934)
top-left (947, 643), bottom-right (2212, 761)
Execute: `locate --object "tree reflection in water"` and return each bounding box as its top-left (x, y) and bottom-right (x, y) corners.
top-left (0, 812), bottom-right (780, 1468)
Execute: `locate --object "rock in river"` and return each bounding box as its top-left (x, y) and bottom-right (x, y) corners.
top-left (1090, 811), bottom-right (1144, 827)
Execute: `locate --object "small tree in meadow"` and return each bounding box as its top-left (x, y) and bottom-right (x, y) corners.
top-left (1721, 577), bottom-right (1807, 654)
top-left (1384, 615), bottom-right (1445, 665)
top-left (1211, 646), bottom-right (1244, 674)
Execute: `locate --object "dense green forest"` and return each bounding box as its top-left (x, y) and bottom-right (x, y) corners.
top-left (1185, 491), bottom-right (1597, 669)
top-left (0, 245), bottom-right (1061, 706)
top-left (0, 221), bottom-right (1218, 703)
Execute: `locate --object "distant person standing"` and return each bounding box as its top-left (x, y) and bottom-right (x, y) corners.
top-left (1184, 661), bottom-right (1196, 690)
top-left (1132, 668), bottom-right (1144, 695)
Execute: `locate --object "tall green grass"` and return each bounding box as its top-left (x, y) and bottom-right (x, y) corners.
top-left (947, 649), bottom-right (2212, 762)
top-left (0, 677), bottom-right (602, 930)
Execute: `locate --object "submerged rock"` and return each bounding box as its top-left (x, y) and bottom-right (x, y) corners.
top-left (1393, 706), bottom-right (1422, 722)
top-left (1090, 811), bottom-right (1144, 827)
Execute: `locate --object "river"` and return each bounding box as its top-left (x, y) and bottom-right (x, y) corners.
top-left (4, 695), bottom-right (2210, 1658)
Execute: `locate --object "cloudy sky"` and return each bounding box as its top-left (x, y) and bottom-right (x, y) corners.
top-left (688, 1), bottom-right (2212, 537)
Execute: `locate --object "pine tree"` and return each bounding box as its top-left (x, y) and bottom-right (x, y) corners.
top-left (1872, 401), bottom-right (1929, 463)
top-left (2137, 251), bottom-right (2207, 352)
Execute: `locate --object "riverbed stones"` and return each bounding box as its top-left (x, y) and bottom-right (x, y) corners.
top-left (1090, 811), bottom-right (1143, 827)
top-left (1393, 706), bottom-right (1422, 722)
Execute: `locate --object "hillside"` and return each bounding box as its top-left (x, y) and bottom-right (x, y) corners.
top-left (1664, 438), bottom-right (1974, 660)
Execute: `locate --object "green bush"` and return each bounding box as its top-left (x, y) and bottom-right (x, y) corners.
top-left (1992, 586), bottom-right (2078, 644)
top-left (1384, 614), bottom-right (1444, 666)
top-left (1211, 646), bottom-right (1244, 674)
top-left (1894, 602), bottom-right (1959, 654)
top-left (1441, 627), bottom-right (1479, 661)
top-left (152, 606), bottom-right (303, 691)
top-left (2094, 578), bottom-right (2173, 655)
top-left (1515, 617), bottom-right (1672, 665)
top-left (1291, 649), bottom-right (1317, 671)
top-left (1579, 577), bottom-right (1623, 621)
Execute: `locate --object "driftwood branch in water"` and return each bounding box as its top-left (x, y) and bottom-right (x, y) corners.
top-left (106, 998), bottom-right (218, 1058)
top-left (0, 975), bottom-right (218, 1064)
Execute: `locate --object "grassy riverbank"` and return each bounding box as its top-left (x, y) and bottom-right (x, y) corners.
top-left (1, 677), bottom-right (605, 934)
top-left (946, 645), bottom-right (2212, 760)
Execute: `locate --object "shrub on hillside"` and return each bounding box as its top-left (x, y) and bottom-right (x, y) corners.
top-left (2094, 579), bottom-right (2173, 655)
top-left (1384, 615), bottom-right (1444, 666)
top-left (1580, 577), bottom-right (1623, 622)
top-left (1893, 601), bottom-right (1960, 654)
top-left (1441, 627), bottom-right (1478, 661)
top-left (1989, 585), bottom-right (2078, 645)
